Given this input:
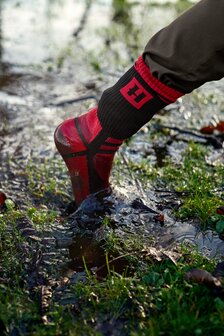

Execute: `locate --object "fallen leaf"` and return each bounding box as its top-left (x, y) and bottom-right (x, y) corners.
top-left (154, 214), bottom-right (165, 223)
top-left (0, 192), bottom-right (6, 206)
top-left (200, 120), bottom-right (224, 134)
top-left (185, 268), bottom-right (222, 288)
top-left (216, 121), bottom-right (224, 133)
top-left (200, 125), bottom-right (215, 134)
top-left (162, 250), bottom-right (180, 265)
top-left (217, 206), bottom-right (224, 215)
top-left (141, 246), bottom-right (180, 264)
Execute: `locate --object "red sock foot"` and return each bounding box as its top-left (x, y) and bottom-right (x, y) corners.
top-left (55, 56), bottom-right (183, 206)
top-left (54, 108), bottom-right (123, 206)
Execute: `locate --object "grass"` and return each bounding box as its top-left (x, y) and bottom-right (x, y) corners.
top-left (120, 141), bottom-right (224, 231)
top-left (0, 149), bottom-right (224, 335)
top-left (26, 206), bottom-right (60, 230)
top-left (161, 143), bottom-right (224, 228)
top-left (26, 158), bottom-right (70, 202)
top-left (1, 218), bottom-right (224, 336)
top-left (55, 246), bottom-right (224, 336)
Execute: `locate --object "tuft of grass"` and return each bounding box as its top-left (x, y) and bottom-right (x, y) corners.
top-left (0, 210), bottom-right (26, 279)
top-left (160, 143), bottom-right (224, 228)
top-left (65, 246), bottom-right (224, 336)
top-left (26, 206), bottom-right (60, 229)
top-left (26, 157), bottom-right (70, 205)
top-left (123, 142), bottom-right (224, 230)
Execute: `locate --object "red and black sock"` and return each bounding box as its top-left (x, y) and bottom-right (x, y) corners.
top-left (54, 56), bottom-right (184, 205)
top-left (98, 56), bottom-right (183, 139)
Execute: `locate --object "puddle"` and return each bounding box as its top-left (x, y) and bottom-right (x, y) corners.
top-left (62, 188), bottom-right (224, 278)
top-left (67, 236), bottom-right (129, 278)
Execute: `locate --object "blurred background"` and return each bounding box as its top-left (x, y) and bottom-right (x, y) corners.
top-left (0, 0), bottom-right (199, 159)
top-left (0, 0), bottom-right (196, 69)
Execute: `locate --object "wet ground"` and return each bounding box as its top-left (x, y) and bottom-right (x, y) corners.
top-left (0, 0), bottom-right (224, 326)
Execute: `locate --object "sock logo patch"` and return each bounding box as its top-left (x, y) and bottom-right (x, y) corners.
top-left (120, 77), bottom-right (153, 109)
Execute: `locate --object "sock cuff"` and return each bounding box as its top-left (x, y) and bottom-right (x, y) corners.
top-left (135, 55), bottom-right (184, 102)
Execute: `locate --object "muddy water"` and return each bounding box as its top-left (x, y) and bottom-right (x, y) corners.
top-left (0, 0), bottom-right (224, 263)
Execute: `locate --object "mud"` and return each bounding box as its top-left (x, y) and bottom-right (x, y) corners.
top-left (0, 0), bottom-right (224, 316)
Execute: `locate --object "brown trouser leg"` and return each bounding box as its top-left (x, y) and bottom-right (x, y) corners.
top-left (143, 0), bottom-right (224, 93)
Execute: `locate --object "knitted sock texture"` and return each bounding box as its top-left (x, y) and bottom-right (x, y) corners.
top-left (97, 56), bottom-right (183, 139)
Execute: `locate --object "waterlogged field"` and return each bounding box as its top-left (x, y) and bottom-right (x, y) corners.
top-left (0, 0), bottom-right (224, 335)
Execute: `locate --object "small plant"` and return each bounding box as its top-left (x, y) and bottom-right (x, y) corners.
top-left (161, 143), bottom-right (223, 228)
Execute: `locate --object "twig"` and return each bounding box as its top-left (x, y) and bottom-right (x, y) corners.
top-left (51, 95), bottom-right (98, 107)
top-left (131, 198), bottom-right (159, 214)
top-left (154, 124), bottom-right (223, 149)
top-left (73, 0), bottom-right (92, 38)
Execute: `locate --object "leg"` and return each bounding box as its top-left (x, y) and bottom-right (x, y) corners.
top-left (144, 0), bottom-right (224, 92)
top-left (55, 0), bottom-right (224, 206)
